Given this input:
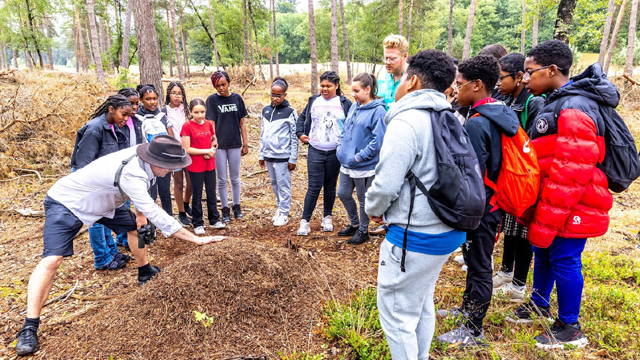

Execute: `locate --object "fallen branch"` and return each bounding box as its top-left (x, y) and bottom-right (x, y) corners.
top-left (43, 279), bottom-right (79, 307)
top-left (6, 208), bottom-right (46, 217)
top-left (62, 280), bottom-right (80, 302)
top-left (14, 168), bottom-right (42, 181)
top-left (241, 75), bottom-right (257, 97)
top-left (623, 73), bottom-right (640, 86)
top-left (246, 169), bottom-right (267, 178)
top-left (68, 294), bottom-right (115, 301)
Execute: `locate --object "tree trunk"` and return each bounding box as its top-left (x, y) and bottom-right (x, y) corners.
top-left (86, 0), bottom-right (106, 82)
top-left (13, 48), bottom-right (19, 68)
top-left (180, 13), bottom-right (191, 77)
top-left (43, 13), bottom-right (54, 70)
top-left (24, 0), bottom-right (44, 68)
top-left (101, 0), bottom-right (115, 71)
top-left (112, 0), bottom-right (123, 70)
top-left (76, 9), bottom-right (89, 71)
top-left (269, 0), bottom-right (274, 80)
top-left (625, 0), bottom-right (638, 76)
top-left (605, 0), bottom-right (628, 74)
top-left (166, 7), bottom-right (174, 77)
top-left (0, 43), bottom-right (6, 69)
top-left (24, 50), bottom-right (33, 70)
top-left (308, 0), bottom-right (318, 95)
top-left (75, 12), bottom-right (80, 72)
top-left (248, 1), bottom-right (266, 81)
top-left (243, 0), bottom-right (249, 66)
top-left (553, 0), bottom-right (578, 43)
top-left (520, 0), bottom-right (526, 54)
top-left (135, 0), bottom-right (165, 105)
top-left (85, 20), bottom-right (94, 66)
top-left (169, 0), bottom-right (184, 80)
top-left (532, 6), bottom-right (539, 47)
top-left (272, 0), bottom-right (279, 76)
top-left (599, 0), bottom-right (616, 65)
top-left (339, 0), bottom-right (351, 83)
top-left (330, 0), bottom-right (339, 73)
top-left (407, 0), bottom-right (414, 45)
top-left (207, 0), bottom-right (220, 70)
top-left (121, 0), bottom-right (134, 69)
top-left (399, 0), bottom-right (404, 36)
top-left (448, 0), bottom-right (454, 55)
top-left (462, 0), bottom-right (478, 60)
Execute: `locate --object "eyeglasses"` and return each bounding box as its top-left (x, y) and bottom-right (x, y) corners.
top-left (170, 92), bottom-right (183, 97)
top-left (523, 65), bottom-right (561, 80)
top-left (270, 93), bottom-right (284, 98)
top-left (453, 79), bottom-right (476, 91)
top-left (497, 74), bottom-right (514, 86)
top-left (383, 56), bottom-right (400, 63)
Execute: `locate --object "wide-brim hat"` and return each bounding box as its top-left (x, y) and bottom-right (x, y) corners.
top-left (137, 134), bottom-right (192, 170)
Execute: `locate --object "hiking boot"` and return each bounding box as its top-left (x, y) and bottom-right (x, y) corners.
top-left (210, 221), bottom-right (226, 229)
top-left (493, 271), bottom-right (514, 288)
top-left (16, 326), bottom-right (39, 356)
top-left (493, 282), bottom-right (525, 302)
top-left (506, 301), bottom-right (553, 324)
top-left (97, 257), bottom-right (126, 271)
top-left (273, 213), bottom-right (289, 227)
top-left (347, 230), bottom-right (369, 245)
top-left (178, 213), bottom-right (192, 227)
top-left (138, 266), bottom-right (161, 285)
top-left (370, 224), bottom-right (388, 236)
top-left (454, 254), bottom-right (466, 265)
top-left (338, 225), bottom-right (359, 237)
top-left (437, 307), bottom-right (469, 319)
top-left (232, 204), bottom-right (243, 219)
top-left (321, 215), bottom-right (333, 232)
top-left (114, 252), bottom-right (131, 263)
top-left (436, 326), bottom-right (488, 348)
top-left (194, 226), bottom-right (205, 235)
top-left (297, 219), bottom-right (310, 236)
top-left (534, 319), bottom-right (588, 350)
top-left (222, 207), bottom-right (231, 223)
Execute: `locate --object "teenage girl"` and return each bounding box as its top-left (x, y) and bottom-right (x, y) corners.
top-left (205, 71), bottom-right (249, 222)
top-left (336, 73), bottom-right (387, 245)
top-left (181, 98), bottom-right (225, 234)
top-left (164, 82), bottom-right (193, 227)
top-left (136, 84), bottom-right (173, 216)
top-left (295, 70), bottom-right (352, 236)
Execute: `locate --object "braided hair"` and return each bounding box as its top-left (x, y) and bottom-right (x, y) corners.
top-left (319, 70), bottom-right (342, 96)
top-left (165, 82), bottom-right (191, 119)
top-left (211, 70), bottom-right (230, 87)
top-left (117, 87), bottom-right (139, 98)
top-left (88, 94), bottom-right (133, 121)
top-left (136, 84), bottom-right (158, 100)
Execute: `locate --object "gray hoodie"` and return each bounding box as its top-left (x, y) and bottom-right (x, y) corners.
top-left (365, 89), bottom-right (455, 234)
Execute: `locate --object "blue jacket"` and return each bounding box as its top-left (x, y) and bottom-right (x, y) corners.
top-left (336, 98), bottom-right (387, 171)
top-left (69, 114), bottom-right (127, 170)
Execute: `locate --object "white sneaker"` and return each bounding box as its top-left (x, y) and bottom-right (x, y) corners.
top-left (461, 264), bottom-right (468, 272)
top-left (321, 215), bottom-right (333, 232)
top-left (297, 219), bottom-right (310, 236)
top-left (454, 255), bottom-right (465, 265)
top-left (194, 226), bottom-right (205, 235)
top-left (210, 221), bottom-right (226, 229)
top-left (493, 282), bottom-right (526, 302)
top-left (493, 271), bottom-right (514, 289)
top-left (273, 214), bottom-right (289, 227)
top-left (272, 210), bottom-right (280, 222)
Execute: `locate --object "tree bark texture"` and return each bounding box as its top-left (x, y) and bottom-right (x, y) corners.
top-left (13, 48), bottom-right (19, 68)
top-left (625, 0), bottom-right (638, 76)
top-left (599, 0), bottom-right (616, 65)
top-left (553, 0), bottom-right (578, 43)
top-left (330, 0), bottom-right (339, 73)
top-left (407, 0), bottom-right (414, 45)
top-left (86, 0), bottom-right (106, 82)
top-left (248, 1), bottom-right (265, 81)
top-left (121, 0), bottom-right (134, 69)
top-left (24, 0), bottom-right (44, 68)
top-left (207, 0), bottom-right (220, 70)
top-left (269, 0), bottom-right (274, 80)
top-left (243, 0), bottom-right (249, 66)
top-left (463, 0), bottom-right (478, 60)
top-left (448, 0), bottom-right (454, 55)
top-left (76, 9), bottom-right (89, 71)
top-left (532, 8), bottom-right (539, 47)
top-left (308, 0), bottom-right (318, 95)
top-left (339, 0), bottom-right (351, 83)
top-left (180, 13), bottom-right (191, 77)
top-left (169, 0), bottom-right (184, 80)
top-left (399, 0), bottom-right (404, 36)
top-left (134, 0), bottom-right (165, 106)
top-left (272, 0), bottom-right (279, 75)
top-left (166, 7), bottom-right (174, 78)
top-left (605, 0), bottom-right (628, 74)
top-left (521, 0), bottom-right (526, 54)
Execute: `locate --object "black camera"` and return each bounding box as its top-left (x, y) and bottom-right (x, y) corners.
top-left (137, 223), bottom-right (156, 249)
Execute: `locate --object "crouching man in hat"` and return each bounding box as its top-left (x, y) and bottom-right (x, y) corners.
top-left (15, 135), bottom-right (223, 356)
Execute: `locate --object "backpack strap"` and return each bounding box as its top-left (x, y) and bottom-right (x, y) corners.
top-left (402, 171), bottom-right (418, 273)
top-left (114, 154), bottom-right (138, 222)
top-left (521, 94), bottom-right (534, 128)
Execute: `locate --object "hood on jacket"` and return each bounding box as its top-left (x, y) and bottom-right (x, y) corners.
top-left (384, 89), bottom-right (451, 125)
top-left (356, 98), bottom-right (386, 111)
top-left (547, 63), bottom-right (620, 108)
top-left (472, 101), bottom-right (519, 137)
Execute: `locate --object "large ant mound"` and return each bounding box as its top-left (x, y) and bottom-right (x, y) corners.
top-left (43, 239), bottom-right (358, 359)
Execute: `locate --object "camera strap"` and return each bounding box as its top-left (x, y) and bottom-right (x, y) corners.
top-left (114, 154), bottom-right (138, 223)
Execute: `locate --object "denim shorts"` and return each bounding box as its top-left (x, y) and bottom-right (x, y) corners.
top-left (42, 196), bottom-right (137, 258)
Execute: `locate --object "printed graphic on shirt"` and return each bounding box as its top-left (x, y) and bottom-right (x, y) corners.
top-left (219, 104), bottom-right (238, 113)
top-left (309, 97), bottom-right (345, 151)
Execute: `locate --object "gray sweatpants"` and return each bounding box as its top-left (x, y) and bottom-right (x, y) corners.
top-left (377, 239), bottom-right (449, 360)
top-left (337, 173), bottom-right (373, 231)
top-left (215, 148), bottom-right (242, 208)
top-left (266, 161), bottom-right (292, 216)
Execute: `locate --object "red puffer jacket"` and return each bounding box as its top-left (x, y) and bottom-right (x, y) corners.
top-left (521, 64), bottom-right (616, 248)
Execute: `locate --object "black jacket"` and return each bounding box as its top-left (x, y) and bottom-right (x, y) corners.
top-left (505, 89), bottom-right (544, 134)
top-left (295, 95), bottom-right (352, 139)
top-left (69, 114), bottom-right (127, 170)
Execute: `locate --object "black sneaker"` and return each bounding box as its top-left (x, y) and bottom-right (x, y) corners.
top-left (347, 230), bottom-right (369, 245)
top-left (232, 204), bottom-right (243, 220)
top-left (138, 265), bottom-right (162, 285)
top-left (16, 326), bottom-right (39, 356)
top-left (178, 213), bottom-right (192, 227)
top-left (338, 225), bottom-right (359, 237)
top-left (114, 252), bottom-right (131, 263)
top-left (222, 207), bottom-right (231, 223)
top-left (97, 258), bottom-right (127, 271)
top-left (506, 301), bottom-right (553, 324)
top-left (535, 319), bottom-right (588, 350)
top-left (185, 203), bottom-right (192, 218)
top-left (436, 325), bottom-right (488, 348)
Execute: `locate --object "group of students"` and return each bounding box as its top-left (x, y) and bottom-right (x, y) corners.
top-left (365, 36), bottom-right (619, 359)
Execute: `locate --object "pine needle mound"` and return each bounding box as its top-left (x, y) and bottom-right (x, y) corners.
top-left (44, 239), bottom-right (355, 359)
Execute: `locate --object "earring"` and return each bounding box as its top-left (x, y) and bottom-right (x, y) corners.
top-left (517, 81), bottom-right (520, 86)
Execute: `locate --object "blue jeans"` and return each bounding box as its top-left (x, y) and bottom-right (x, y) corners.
top-left (88, 223), bottom-right (119, 268)
top-left (531, 236), bottom-right (587, 324)
top-left (115, 201), bottom-right (131, 247)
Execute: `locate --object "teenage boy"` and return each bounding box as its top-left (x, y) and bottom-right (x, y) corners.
top-left (365, 49), bottom-right (462, 360)
top-left (507, 40), bottom-right (615, 350)
top-left (436, 55), bottom-right (519, 346)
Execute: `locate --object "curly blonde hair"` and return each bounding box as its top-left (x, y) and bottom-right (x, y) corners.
top-left (383, 34), bottom-right (409, 55)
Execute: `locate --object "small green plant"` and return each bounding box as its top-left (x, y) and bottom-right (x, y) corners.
top-left (108, 68), bottom-right (136, 90)
top-left (193, 310), bottom-right (214, 327)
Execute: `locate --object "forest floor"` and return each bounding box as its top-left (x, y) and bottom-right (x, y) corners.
top-left (0, 68), bottom-right (639, 359)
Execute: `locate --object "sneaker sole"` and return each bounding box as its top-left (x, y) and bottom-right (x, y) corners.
top-left (273, 221), bottom-right (289, 227)
top-left (16, 345), bottom-right (40, 356)
top-left (322, 228), bottom-right (333, 232)
top-left (297, 231), bottom-right (309, 236)
top-left (535, 337), bottom-right (588, 350)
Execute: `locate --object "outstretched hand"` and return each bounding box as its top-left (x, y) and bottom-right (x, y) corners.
top-left (194, 235), bottom-right (226, 245)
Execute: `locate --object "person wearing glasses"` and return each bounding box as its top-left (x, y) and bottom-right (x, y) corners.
top-left (376, 34), bottom-right (409, 110)
top-left (259, 77), bottom-right (299, 227)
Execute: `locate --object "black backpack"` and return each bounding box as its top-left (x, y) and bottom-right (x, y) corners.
top-left (554, 98), bottom-right (640, 193)
top-left (401, 109), bottom-right (486, 272)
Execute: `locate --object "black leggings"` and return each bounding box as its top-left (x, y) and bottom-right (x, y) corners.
top-left (189, 170), bottom-right (220, 227)
top-left (501, 234), bottom-right (534, 287)
top-left (151, 173), bottom-right (173, 216)
top-left (301, 146), bottom-right (340, 221)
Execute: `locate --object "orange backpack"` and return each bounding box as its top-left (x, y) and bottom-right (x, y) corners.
top-left (484, 126), bottom-right (540, 217)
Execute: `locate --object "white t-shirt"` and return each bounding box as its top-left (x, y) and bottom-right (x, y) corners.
top-left (165, 104), bottom-right (187, 142)
top-left (308, 96), bottom-right (345, 151)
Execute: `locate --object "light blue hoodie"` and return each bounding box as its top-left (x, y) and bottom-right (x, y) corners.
top-left (336, 98), bottom-right (387, 171)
